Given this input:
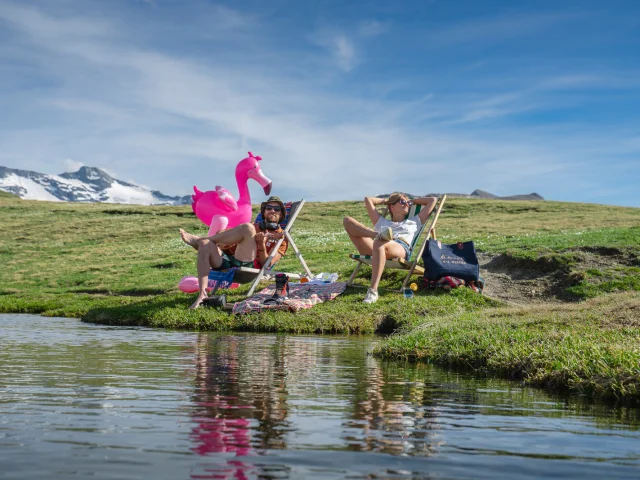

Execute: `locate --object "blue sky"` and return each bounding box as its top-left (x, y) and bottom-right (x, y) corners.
top-left (1, 0), bottom-right (639, 206)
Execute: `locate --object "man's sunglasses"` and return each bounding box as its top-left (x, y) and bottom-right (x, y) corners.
top-left (264, 205), bottom-right (282, 212)
top-left (394, 199), bottom-right (413, 206)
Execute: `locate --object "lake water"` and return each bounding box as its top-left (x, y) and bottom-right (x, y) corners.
top-left (1, 314), bottom-right (639, 479)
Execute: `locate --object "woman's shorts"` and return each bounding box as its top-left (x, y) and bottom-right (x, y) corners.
top-left (394, 239), bottom-right (412, 259)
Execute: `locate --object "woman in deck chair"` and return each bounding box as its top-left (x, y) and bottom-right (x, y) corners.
top-left (343, 193), bottom-right (437, 304)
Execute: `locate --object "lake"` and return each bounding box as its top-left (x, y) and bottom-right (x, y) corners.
top-left (1, 314), bottom-right (638, 479)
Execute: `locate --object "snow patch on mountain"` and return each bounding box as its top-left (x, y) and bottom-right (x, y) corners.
top-left (0, 173), bottom-right (62, 202)
top-left (0, 165), bottom-right (190, 205)
top-left (103, 182), bottom-right (159, 205)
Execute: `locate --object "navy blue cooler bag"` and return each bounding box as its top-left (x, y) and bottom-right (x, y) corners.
top-left (422, 239), bottom-right (480, 282)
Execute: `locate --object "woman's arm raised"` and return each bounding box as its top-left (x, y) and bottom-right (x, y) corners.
top-left (364, 196), bottom-right (385, 225)
top-left (413, 196), bottom-right (438, 224)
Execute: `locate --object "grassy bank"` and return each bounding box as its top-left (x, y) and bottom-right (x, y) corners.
top-left (1, 193), bottom-right (639, 400)
top-left (372, 291), bottom-right (640, 403)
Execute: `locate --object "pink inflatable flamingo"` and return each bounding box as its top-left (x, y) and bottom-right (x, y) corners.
top-left (191, 152), bottom-right (272, 236)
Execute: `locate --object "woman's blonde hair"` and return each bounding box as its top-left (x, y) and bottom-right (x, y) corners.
top-left (387, 192), bottom-right (408, 205)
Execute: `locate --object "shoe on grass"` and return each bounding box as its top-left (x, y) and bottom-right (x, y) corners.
top-left (374, 227), bottom-right (393, 242)
top-left (363, 288), bottom-right (379, 304)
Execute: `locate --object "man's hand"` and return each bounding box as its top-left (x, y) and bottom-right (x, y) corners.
top-left (255, 231), bottom-right (268, 248)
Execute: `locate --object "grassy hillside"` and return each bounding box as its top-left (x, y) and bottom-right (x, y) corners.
top-left (0, 190), bottom-right (18, 199)
top-left (1, 194), bottom-right (639, 401)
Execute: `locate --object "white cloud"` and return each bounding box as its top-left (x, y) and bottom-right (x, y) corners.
top-left (62, 158), bottom-right (84, 172)
top-left (332, 35), bottom-right (356, 71)
top-left (311, 31), bottom-right (357, 72)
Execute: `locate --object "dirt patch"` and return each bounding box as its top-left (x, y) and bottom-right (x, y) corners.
top-left (479, 248), bottom-right (637, 306)
top-left (479, 253), bottom-right (559, 305)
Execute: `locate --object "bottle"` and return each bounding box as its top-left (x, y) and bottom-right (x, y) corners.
top-left (403, 288), bottom-right (414, 299)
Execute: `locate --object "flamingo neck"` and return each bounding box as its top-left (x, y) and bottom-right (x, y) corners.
top-left (236, 173), bottom-right (251, 205)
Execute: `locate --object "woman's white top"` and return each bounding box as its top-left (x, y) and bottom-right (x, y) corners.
top-left (374, 215), bottom-right (422, 246)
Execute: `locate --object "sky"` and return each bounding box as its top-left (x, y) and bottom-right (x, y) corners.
top-left (0, 0), bottom-right (639, 207)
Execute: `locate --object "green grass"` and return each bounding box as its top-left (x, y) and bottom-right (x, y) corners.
top-left (372, 291), bottom-right (640, 403)
top-left (2, 194), bottom-right (640, 401)
top-left (1, 194), bottom-right (638, 318)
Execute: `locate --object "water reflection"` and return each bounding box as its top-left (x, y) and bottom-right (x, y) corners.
top-left (343, 356), bottom-right (442, 456)
top-left (185, 332), bottom-right (640, 478)
top-left (1, 315), bottom-right (640, 480)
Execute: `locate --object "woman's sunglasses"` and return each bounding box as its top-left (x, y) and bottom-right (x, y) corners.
top-left (394, 199), bottom-right (413, 206)
top-left (264, 205), bottom-right (282, 212)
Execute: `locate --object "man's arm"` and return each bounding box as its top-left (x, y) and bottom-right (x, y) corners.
top-left (255, 231), bottom-right (285, 267)
top-left (364, 196), bottom-right (385, 225)
top-left (413, 196), bottom-right (438, 224)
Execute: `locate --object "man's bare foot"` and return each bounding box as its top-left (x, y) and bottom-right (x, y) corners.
top-left (189, 291), bottom-right (208, 309)
top-left (180, 228), bottom-right (200, 247)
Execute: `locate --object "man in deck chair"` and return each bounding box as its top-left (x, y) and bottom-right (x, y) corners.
top-left (343, 193), bottom-right (437, 304)
top-left (179, 196), bottom-right (289, 309)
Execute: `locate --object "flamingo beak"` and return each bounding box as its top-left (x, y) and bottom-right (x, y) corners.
top-left (248, 168), bottom-right (273, 194)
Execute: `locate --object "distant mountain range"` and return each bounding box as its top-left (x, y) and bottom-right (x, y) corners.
top-left (380, 190), bottom-right (544, 201)
top-left (1, 165), bottom-right (545, 205)
top-left (434, 189), bottom-right (544, 201)
top-left (0, 166), bottom-right (191, 205)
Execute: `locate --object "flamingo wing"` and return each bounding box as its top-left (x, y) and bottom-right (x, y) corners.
top-left (215, 186), bottom-right (238, 211)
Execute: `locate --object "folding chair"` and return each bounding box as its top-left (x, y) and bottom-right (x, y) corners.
top-left (347, 195), bottom-right (447, 292)
top-left (232, 200), bottom-right (313, 297)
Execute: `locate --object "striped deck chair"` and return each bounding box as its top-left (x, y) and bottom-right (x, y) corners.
top-left (347, 195), bottom-right (446, 292)
top-left (233, 199), bottom-right (313, 297)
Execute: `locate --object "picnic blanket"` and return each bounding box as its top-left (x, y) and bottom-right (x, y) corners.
top-left (232, 282), bottom-right (347, 315)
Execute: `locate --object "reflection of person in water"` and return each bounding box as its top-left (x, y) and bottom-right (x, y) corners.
top-left (190, 335), bottom-right (253, 466)
top-left (189, 334), bottom-right (291, 477)
top-left (344, 356), bottom-right (443, 456)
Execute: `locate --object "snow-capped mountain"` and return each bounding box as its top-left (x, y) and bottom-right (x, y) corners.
top-left (0, 166), bottom-right (191, 205)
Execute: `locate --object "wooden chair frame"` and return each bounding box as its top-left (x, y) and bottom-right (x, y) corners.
top-left (233, 199), bottom-right (313, 297)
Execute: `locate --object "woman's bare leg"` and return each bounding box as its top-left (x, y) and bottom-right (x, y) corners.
top-left (343, 217), bottom-right (376, 255)
top-left (370, 240), bottom-right (407, 291)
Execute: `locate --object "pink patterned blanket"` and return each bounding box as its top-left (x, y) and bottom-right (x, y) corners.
top-left (232, 282), bottom-right (347, 315)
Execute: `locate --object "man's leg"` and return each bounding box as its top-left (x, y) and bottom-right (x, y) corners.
top-left (224, 223), bottom-right (257, 262)
top-left (343, 217), bottom-right (375, 255)
top-left (181, 224), bottom-right (256, 254)
top-left (191, 239), bottom-right (224, 309)
top-left (370, 240), bottom-right (407, 292)
top-left (185, 223), bottom-right (258, 309)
